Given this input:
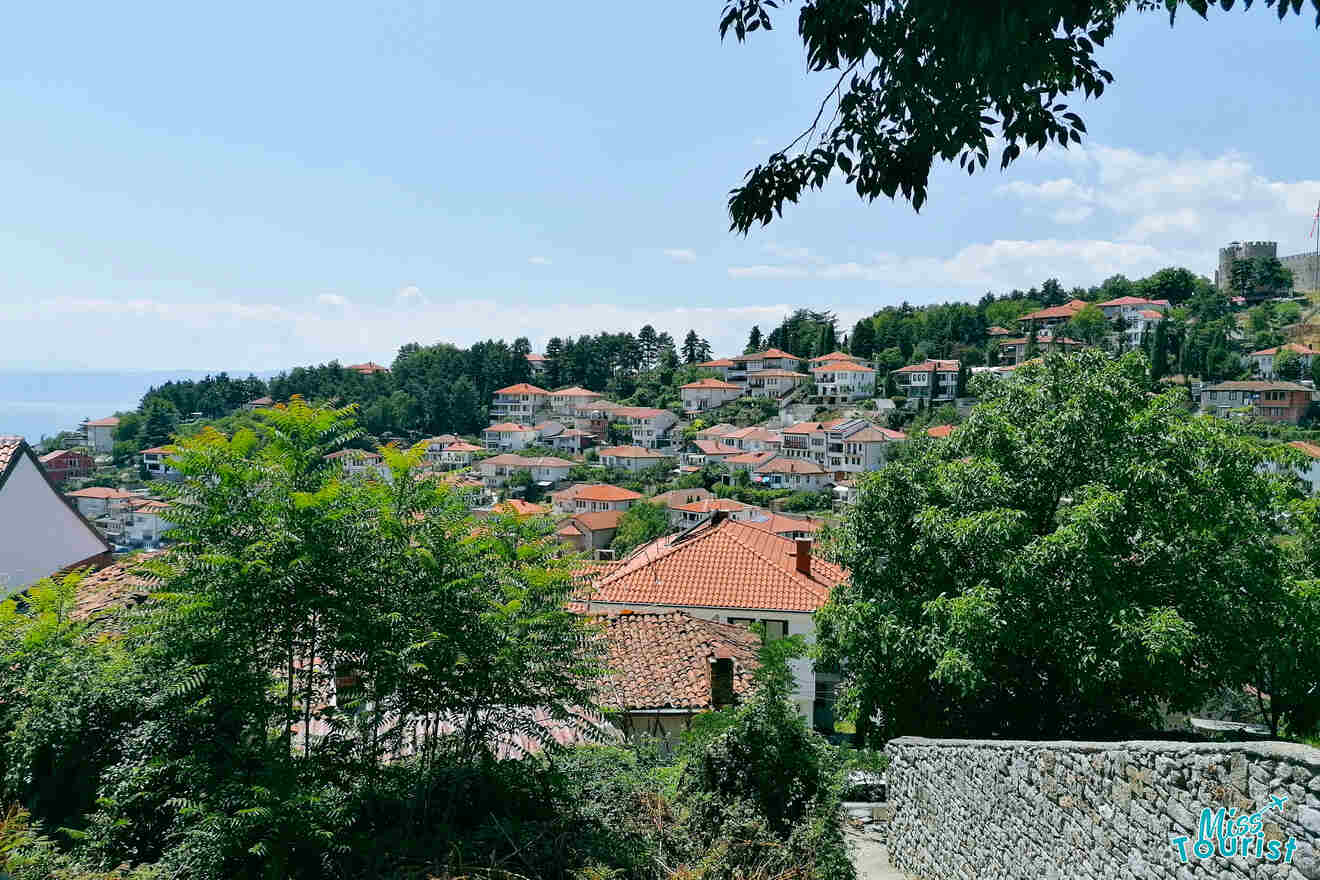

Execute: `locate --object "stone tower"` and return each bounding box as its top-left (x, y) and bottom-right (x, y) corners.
top-left (1215, 240), bottom-right (1278, 291)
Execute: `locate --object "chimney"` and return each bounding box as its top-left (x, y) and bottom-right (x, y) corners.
top-left (710, 509), bottom-right (729, 528)
top-left (794, 538), bottom-right (812, 575)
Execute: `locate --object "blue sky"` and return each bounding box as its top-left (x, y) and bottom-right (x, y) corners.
top-left (1, 2), bottom-right (1317, 370)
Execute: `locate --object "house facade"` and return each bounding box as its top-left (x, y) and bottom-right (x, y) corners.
top-left (745, 369), bottom-right (810, 400)
top-left (577, 517), bottom-right (847, 722)
top-left (38, 449), bottom-right (94, 484)
top-left (810, 362), bottom-right (877, 404)
top-left (140, 446), bottom-right (182, 481)
top-left (324, 448), bottom-right (390, 480)
top-left (482, 423), bottom-right (538, 451)
top-left (727, 348), bottom-right (804, 385)
top-left (549, 387), bottom-right (604, 417)
top-left (997, 336), bottom-right (1084, 366)
top-left (889, 359), bottom-right (961, 407)
top-left (84, 416), bottom-right (120, 454)
top-left (1248, 343), bottom-right (1318, 379)
top-left (557, 511), bottom-right (625, 553)
top-left (753, 457), bottom-right (829, 491)
top-left (1017, 299), bottom-right (1089, 337)
top-left (489, 383), bottom-right (551, 423)
top-left (598, 445), bottom-right (676, 473)
top-left (821, 419), bottom-right (905, 479)
top-left (438, 442), bottom-right (483, 469)
top-left (612, 407), bottom-right (679, 449)
top-left (681, 378), bottom-right (744, 413)
top-left (1199, 381), bottom-right (1314, 424)
top-left (478, 454), bottom-right (574, 488)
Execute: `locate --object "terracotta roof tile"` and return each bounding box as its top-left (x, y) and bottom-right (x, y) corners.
top-left (693, 439), bottom-right (741, 455)
top-left (724, 450), bottom-right (777, 466)
top-left (582, 518), bottom-right (845, 612)
top-left (1287, 440), bottom-right (1320, 460)
top-left (671, 498), bottom-right (755, 514)
top-left (755, 457), bottom-right (826, 475)
top-left (0, 436), bottom-right (25, 473)
top-left (733, 348), bottom-right (800, 362)
top-left (696, 358), bottom-right (736, 367)
top-left (573, 484), bottom-right (643, 502)
top-left (65, 486), bottom-right (139, 499)
top-left (481, 454), bottom-right (575, 468)
top-left (494, 499), bottom-right (551, 516)
top-left (443, 442), bottom-right (484, 452)
top-left (485, 422), bottom-right (535, 433)
top-left (494, 383), bottom-right (550, 395)
top-left (600, 445), bottom-right (673, 459)
top-left (744, 513), bottom-right (823, 537)
top-left (1250, 342), bottom-right (1320, 357)
top-left (591, 611), bottom-right (761, 711)
top-left (551, 386), bottom-right (603, 397)
top-left (927, 424), bottom-right (956, 438)
top-left (70, 554), bottom-right (163, 620)
top-left (810, 361), bottom-right (875, 373)
top-left (574, 510), bottom-right (626, 531)
top-left (682, 378), bottom-right (742, 390)
top-left (85, 417), bottom-right (121, 427)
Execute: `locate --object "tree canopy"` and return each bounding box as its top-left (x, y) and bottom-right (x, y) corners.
top-left (818, 350), bottom-right (1316, 743)
top-left (719, 0), bottom-right (1320, 230)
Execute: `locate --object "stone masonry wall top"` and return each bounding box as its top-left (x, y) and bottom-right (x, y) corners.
top-left (886, 737), bottom-right (1320, 880)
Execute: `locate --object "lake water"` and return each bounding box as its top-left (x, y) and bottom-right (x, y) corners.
top-left (0, 370), bottom-right (269, 443)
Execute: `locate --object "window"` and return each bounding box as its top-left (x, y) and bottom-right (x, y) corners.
top-left (728, 617), bottom-right (788, 641)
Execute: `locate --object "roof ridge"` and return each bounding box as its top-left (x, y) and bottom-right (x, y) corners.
top-left (718, 520), bottom-right (832, 603)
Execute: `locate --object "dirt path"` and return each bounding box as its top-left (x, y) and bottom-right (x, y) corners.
top-left (844, 824), bottom-right (909, 880)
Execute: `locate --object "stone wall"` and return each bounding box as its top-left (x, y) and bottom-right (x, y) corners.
top-left (886, 736), bottom-right (1320, 880)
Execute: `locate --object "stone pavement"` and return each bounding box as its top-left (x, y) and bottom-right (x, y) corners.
top-left (844, 802), bottom-right (913, 880)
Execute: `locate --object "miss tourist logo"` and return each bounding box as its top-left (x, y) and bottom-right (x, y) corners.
top-left (1171, 795), bottom-right (1297, 864)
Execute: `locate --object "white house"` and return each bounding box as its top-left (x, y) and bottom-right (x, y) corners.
top-left (746, 369), bottom-right (810, 400)
top-left (482, 422), bottom-right (538, 451)
top-left (753, 456), bottom-right (830, 491)
top-left (1248, 343), bottom-right (1318, 379)
top-left (721, 427), bottom-right (783, 453)
top-left (577, 516), bottom-right (847, 722)
top-left (681, 378), bottom-right (744, 414)
top-left (140, 446), bottom-right (182, 481)
top-left (0, 437), bottom-right (111, 595)
top-left (598, 445), bottom-right (676, 473)
top-left (324, 448), bottom-right (391, 481)
top-left (611, 407), bottom-right (679, 449)
top-left (686, 438), bottom-right (742, 467)
top-left (821, 418), bottom-right (905, 480)
top-left (570, 484), bottom-right (642, 513)
top-left (810, 362), bottom-right (877, 404)
top-left (1277, 440), bottom-right (1320, 494)
top-left (477, 454), bottom-right (574, 488)
top-left (438, 441), bottom-right (483, 469)
top-left (84, 416), bottom-right (120, 454)
top-left (667, 497), bottom-right (760, 528)
top-left (889, 359), bottom-right (961, 407)
top-left (66, 486), bottom-right (141, 519)
top-left (728, 348), bottom-right (804, 385)
top-left (489, 383), bottom-right (551, 423)
top-left (549, 386), bottom-right (604, 417)
top-left (694, 358), bottom-right (737, 380)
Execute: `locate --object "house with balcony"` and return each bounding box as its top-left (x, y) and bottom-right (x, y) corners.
top-left (549, 386), bottom-right (604, 417)
top-left (525, 352), bottom-right (548, 376)
top-left (810, 361), bottom-right (877, 404)
top-left (889, 360), bottom-right (961, 407)
top-left (650, 487), bottom-right (713, 510)
top-left (728, 348), bottom-right (804, 385)
top-left (694, 358), bottom-right (737, 380)
top-left (753, 456), bottom-right (829, 491)
top-left (478, 453), bottom-right (575, 488)
top-left (66, 486), bottom-right (141, 519)
top-left (482, 422), bottom-right (538, 451)
top-left (546, 428), bottom-right (594, 454)
top-left (720, 427), bottom-right (782, 453)
top-left (820, 419), bottom-right (906, 480)
top-left (1199, 380), bottom-right (1315, 424)
top-left (489, 383), bottom-right (551, 424)
top-left (571, 400), bottom-right (626, 442)
top-left (686, 438), bottom-right (742, 467)
top-left (598, 445), bottom-right (677, 473)
top-left (723, 450), bottom-right (777, 476)
top-left (571, 484), bottom-right (642, 513)
top-left (324, 448), bottom-right (390, 480)
top-left (1248, 343), bottom-right (1318, 379)
top-left (140, 446), bottom-right (182, 481)
top-left (746, 369), bottom-right (810, 400)
top-left (1017, 300), bottom-right (1089, 338)
top-left (39, 449), bottom-right (94, 484)
top-left (779, 420), bottom-right (838, 467)
top-left (437, 441), bottom-right (483, 469)
top-left (808, 351), bottom-right (869, 370)
top-left (611, 407), bottom-right (679, 449)
top-left (667, 497), bottom-right (761, 528)
top-left (996, 336), bottom-right (1084, 366)
top-left (576, 515), bottom-right (848, 723)
top-left (681, 378), bottom-right (744, 413)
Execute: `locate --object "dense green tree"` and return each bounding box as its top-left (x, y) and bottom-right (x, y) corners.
top-left (718, 0), bottom-right (1318, 229)
top-left (1062, 303), bottom-right (1108, 345)
top-left (849, 318), bottom-right (876, 360)
top-left (1138, 267), bottom-right (1211, 305)
top-left (682, 330), bottom-right (702, 364)
top-left (818, 350), bottom-right (1301, 743)
top-left (139, 398), bottom-right (180, 448)
top-left (1275, 348), bottom-right (1304, 380)
top-left (610, 501), bottom-right (671, 555)
top-left (745, 325), bottom-right (763, 353)
top-left (1149, 318), bottom-right (1170, 383)
top-left (637, 325), bottom-right (659, 369)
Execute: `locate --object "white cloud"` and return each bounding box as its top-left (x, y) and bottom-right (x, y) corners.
top-left (998, 145), bottom-right (1320, 252)
top-left (528, 256), bottom-right (552, 265)
top-left (317, 293), bottom-right (348, 306)
top-left (396, 284), bottom-right (423, 301)
top-left (663, 248), bottom-right (697, 263)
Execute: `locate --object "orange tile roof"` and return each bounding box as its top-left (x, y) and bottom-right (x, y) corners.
top-left (324, 448), bottom-right (381, 460)
top-left (693, 439), bottom-right (741, 455)
top-left (573, 484), bottom-right (643, 502)
top-left (1137, 309), bottom-right (1166, 320)
top-left (85, 416), bottom-right (121, 427)
top-left (725, 450), bottom-right (777, 467)
top-left (755, 457), bottom-right (826, 475)
top-left (723, 427), bottom-right (781, 441)
top-left (484, 422), bottom-right (535, 433)
top-left (526, 353), bottom-right (548, 362)
top-left (481, 453), bottom-right (575, 468)
top-left (574, 510), bottom-right (626, 531)
top-left (682, 378), bottom-right (742, 390)
top-left (671, 498), bottom-right (755, 514)
top-left (582, 518), bottom-right (846, 612)
top-left (66, 486), bottom-right (140, 499)
top-left (987, 326), bottom-right (1014, 335)
top-left (494, 383), bottom-right (550, 395)
top-left (1288, 440), bottom-right (1320, 459)
top-left (1250, 342), bottom-right (1320, 357)
top-left (809, 351), bottom-right (859, 363)
top-left (733, 347), bottom-right (800, 362)
top-left (1020, 301), bottom-right (1087, 321)
top-left (782, 421), bottom-right (825, 435)
top-left (846, 426), bottom-right (906, 442)
top-left (600, 445), bottom-right (673, 459)
top-left (695, 423), bottom-right (737, 436)
top-left (348, 361), bottom-right (390, 373)
top-left (610, 406), bottom-right (670, 419)
top-left (552, 386), bottom-right (602, 397)
top-left (1096, 296), bottom-right (1158, 308)
top-left (139, 445), bottom-right (176, 455)
top-left (70, 554), bottom-right (163, 620)
top-left (750, 368), bottom-right (810, 378)
top-left (892, 359), bottom-right (961, 373)
top-left (494, 499), bottom-right (551, 516)
top-left (650, 488), bottom-right (714, 507)
top-left (926, 424), bottom-right (956, 438)
top-left (810, 361), bottom-right (874, 373)
top-left (591, 611), bottom-right (760, 711)
top-left (443, 442), bottom-right (484, 453)
top-left (696, 358), bottom-right (736, 367)
top-left (744, 513), bottom-right (823, 537)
